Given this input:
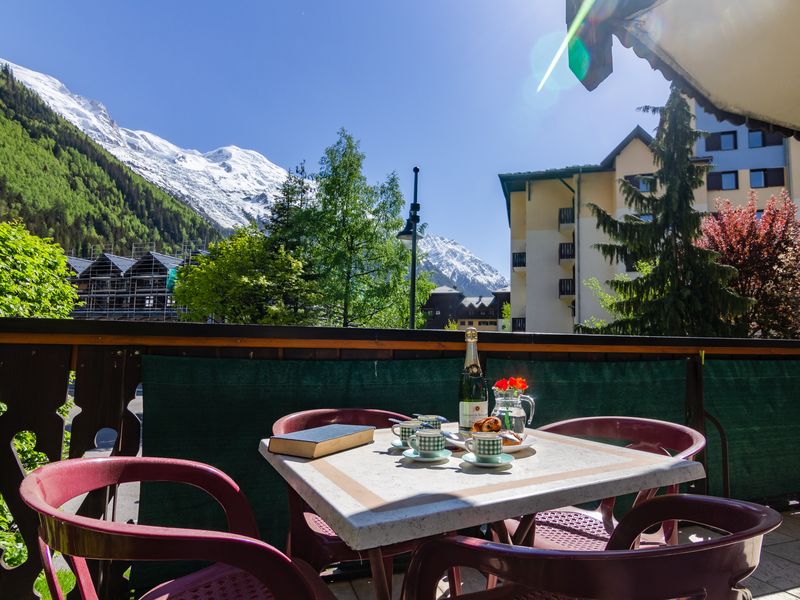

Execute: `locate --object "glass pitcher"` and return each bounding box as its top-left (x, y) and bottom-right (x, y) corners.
top-left (491, 393), bottom-right (535, 434)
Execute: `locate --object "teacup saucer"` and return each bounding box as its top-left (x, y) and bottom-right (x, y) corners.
top-left (391, 439), bottom-right (409, 449)
top-left (402, 448), bottom-right (452, 462)
top-left (462, 452), bottom-right (514, 468)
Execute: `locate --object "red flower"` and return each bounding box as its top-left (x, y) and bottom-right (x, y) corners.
top-left (513, 377), bottom-right (528, 391)
top-left (494, 378), bottom-right (509, 391)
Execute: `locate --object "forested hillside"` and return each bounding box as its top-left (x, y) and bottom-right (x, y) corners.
top-left (0, 64), bottom-right (218, 255)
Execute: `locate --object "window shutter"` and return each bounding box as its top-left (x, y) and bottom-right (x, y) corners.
top-left (765, 131), bottom-right (785, 147)
top-left (765, 168), bottom-right (785, 187)
top-left (705, 133), bottom-right (721, 152)
top-left (707, 172), bottom-right (722, 190)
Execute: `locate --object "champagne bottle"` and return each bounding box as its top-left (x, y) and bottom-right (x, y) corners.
top-left (459, 327), bottom-right (487, 432)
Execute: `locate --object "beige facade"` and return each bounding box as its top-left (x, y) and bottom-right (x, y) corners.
top-left (500, 124), bottom-right (797, 334)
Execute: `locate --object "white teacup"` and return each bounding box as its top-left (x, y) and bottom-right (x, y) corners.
top-left (465, 432), bottom-right (503, 462)
top-left (391, 419), bottom-right (421, 446)
top-left (408, 429), bottom-right (446, 457)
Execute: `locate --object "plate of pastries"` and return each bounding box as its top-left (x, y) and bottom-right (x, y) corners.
top-left (447, 417), bottom-right (535, 453)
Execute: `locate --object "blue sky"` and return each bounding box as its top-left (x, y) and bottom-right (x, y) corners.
top-left (1, 0), bottom-right (669, 274)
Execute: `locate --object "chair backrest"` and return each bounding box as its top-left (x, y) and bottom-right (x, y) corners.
top-left (539, 416), bottom-right (706, 460)
top-left (272, 408), bottom-right (412, 435)
top-left (403, 494), bottom-right (782, 600)
top-left (540, 416), bottom-right (706, 519)
top-left (19, 457), bottom-right (318, 600)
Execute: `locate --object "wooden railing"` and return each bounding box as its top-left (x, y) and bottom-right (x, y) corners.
top-left (2, 317), bottom-right (800, 597)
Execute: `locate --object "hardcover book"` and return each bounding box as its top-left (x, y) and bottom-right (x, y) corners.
top-left (268, 424), bottom-right (375, 459)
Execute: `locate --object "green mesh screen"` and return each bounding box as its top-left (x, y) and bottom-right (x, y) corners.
top-left (486, 358), bottom-right (687, 426)
top-left (703, 359), bottom-right (800, 501)
top-left (133, 354), bottom-right (461, 590)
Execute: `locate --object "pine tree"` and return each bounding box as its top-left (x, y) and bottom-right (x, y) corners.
top-left (589, 85), bottom-right (750, 336)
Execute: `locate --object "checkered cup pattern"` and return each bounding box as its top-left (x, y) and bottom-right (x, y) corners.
top-left (391, 420), bottom-right (421, 444)
top-left (409, 430), bottom-right (446, 456)
top-left (466, 433), bottom-right (503, 461)
top-left (416, 415), bottom-right (442, 430)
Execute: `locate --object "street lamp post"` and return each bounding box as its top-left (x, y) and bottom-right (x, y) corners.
top-left (397, 167), bottom-right (421, 329)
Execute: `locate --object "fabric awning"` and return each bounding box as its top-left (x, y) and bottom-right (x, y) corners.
top-left (566, 0), bottom-right (800, 136)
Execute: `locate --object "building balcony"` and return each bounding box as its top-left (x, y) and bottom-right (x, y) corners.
top-left (558, 242), bottom-right (575, 270)
top-left (559, 277), bottom-right (576, 301)
top-left (512, 252), bottom-right (527, 271)
top-left (558, 207), bottom-right (575, 233)
top-left (511, 317), bottom-right (527, 332)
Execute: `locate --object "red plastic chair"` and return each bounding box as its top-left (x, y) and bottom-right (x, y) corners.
top-left (501, 416), bottom-right (706, 552)
top-left (19, 457), bottom-right (335, 600)
top-left (403, 494), bottom-right (781, 600)
top-left (272, 408), bottom-right (414, 570)
top-left (272, 408), bottom-right (447, 596)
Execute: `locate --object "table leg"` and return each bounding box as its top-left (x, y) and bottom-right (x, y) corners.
top-left (368, 548), bottom-right (392, 600)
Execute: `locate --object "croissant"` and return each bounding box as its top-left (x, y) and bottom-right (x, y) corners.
top-left (472, 416), bottom-right (502, 433)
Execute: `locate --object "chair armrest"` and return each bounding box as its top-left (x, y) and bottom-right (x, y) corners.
top-left (49, 518), bottom-right (319, 600)
top-left (25, 457), bottom-right (259, 537)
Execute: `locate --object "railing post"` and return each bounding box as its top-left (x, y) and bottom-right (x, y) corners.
top-left (685, 354), bottom-right (707, 495)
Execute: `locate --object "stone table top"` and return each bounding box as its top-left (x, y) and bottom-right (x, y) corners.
top-left (259, 424), bottom-right (705, 551)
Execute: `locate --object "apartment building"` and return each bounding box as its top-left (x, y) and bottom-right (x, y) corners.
top-left (499, 106), bottom-right (799, 334)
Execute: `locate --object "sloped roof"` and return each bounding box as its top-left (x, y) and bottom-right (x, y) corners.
top-left (461, 296), bottom-right (494, 309)
top-left (104, 253), bottom-right (136, 273)
top-left (498, 125), bottom-right (652, 223)
top-left (66, 256), bottom-right (92, 276)
top-left (148, 251), bottom-right (183, 270)
top-left (430, 286), bottom-right (462, 295)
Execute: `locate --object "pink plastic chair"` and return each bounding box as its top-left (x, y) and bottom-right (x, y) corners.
top-left (403, 494), bottom-right (781, 600)
top-left (272, 408), bottom-right (452, 596)
top-left (19, 457), bottom-right (335, 600)
top-left (501, 416), bottom-right (706, 552)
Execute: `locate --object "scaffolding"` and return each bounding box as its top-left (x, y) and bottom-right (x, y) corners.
top-left (69, 242), bottom-right (205, 321)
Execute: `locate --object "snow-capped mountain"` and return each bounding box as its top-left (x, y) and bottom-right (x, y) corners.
top-left (419, 234), bottom-right (508, 296)
top-left (3, 59), bottom-right (510, 290)
top-left (2, 59), bottom-right (286, 229)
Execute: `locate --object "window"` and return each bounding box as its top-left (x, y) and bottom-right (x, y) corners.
top-left (144, 295), bottom-right (155, 308)
top-left (748, 129), bottom-right (784, 148)
top-left (624, 174), bottom-right (655, 192)
top-left (705, 131), bottom-right (737, 152)
top-left (707, 171), bottom-right (739, 191)
top-left (750, 168), bottom-right (784, 188)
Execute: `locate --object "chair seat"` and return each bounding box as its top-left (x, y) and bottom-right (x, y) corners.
top-left (532, 510), bottom-right (614, 551)
top-left (140, 564), bottom-right (273, 600)
top-left (303, 509), bottom-right (419, 556)
top-left (139, 561), bottom-right (335, 600)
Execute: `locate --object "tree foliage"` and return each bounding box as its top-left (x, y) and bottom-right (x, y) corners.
top-left (264, 129), bottom-right (431, 329)
top-left (0, 221), bottom-right (78, 317)
top-left (174, 225), bottom-right (317, 325)
top-left (0, 64), bottom-right (218, 255)
top-left (698, 192), bottom-right (800, 338)
top-left (588, 85), bottom-right (749, 336)
top-left (176, 129), bottom-right (431, 329)
top-left (312, 130), bottom-right (420, 327)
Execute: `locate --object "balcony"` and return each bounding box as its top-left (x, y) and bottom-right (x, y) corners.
top-left (2, 318), bottom-right (800, 597)
top-left (558, 242), bottom-right (575, 270)
top-left (559, 277), bottom-right (575, 301)
top-left (512, 251), bottom-right (526, 271)
top-left (558, 206), bottom-right (575, 233)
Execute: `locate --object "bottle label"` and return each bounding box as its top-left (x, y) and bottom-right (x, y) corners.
top-left (459, 401), bottom-right (488, 430)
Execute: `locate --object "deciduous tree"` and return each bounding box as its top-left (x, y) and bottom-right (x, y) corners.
top-left (174, 225), bottom-right (318, 325)
top-left (698, 191), bottom-right (800, 338)
top-left (0, 220), bottom-right (78, 317)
